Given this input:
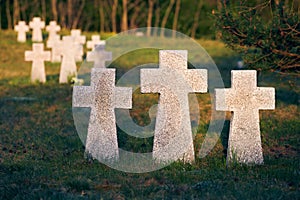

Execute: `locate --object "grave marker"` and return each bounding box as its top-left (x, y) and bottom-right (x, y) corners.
top-left (86, 45), bottom-right (112, 68)
top-left (140, 50), bottom-right (207, 163)
top-left (14, 21), bottom-right (29, 42)
top-left (47, 35), bottom-right (61, 62)
top-left (71, 29), bottom-right (86, 61)
top-left (87, 35), bottom-right (105, 50)
top-left (29, 17), bottom-right (45, 42)
top-left (25, 43), bottom-right (50, 83)
top-left (46, 21), bottom-right (61, 41)
top-left (215, 70), bottom-right (275, 164)
top-left (73, 68), bottom-right (132, 161)
top-left (58, 36), bottom-right (81, 83)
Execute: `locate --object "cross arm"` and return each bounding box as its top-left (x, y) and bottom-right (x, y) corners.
top-left (185, 69), bottom-right (207, 93)
top-left (255, 87), bottom-right (275, 110)
top-left (114, 87), bottom-right (132, 109)
top-left (73, 86), bottom-right (94, 107)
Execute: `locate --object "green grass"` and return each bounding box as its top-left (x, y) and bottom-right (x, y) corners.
top-left (0, 30), bottom-right (299, 199)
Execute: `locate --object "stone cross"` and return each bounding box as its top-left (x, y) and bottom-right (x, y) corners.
top-left (86, 45), bottom-right (112, 68)
top-left (14, 21), bottom-right (29, 42)
top-left (87, 35), bottom-right (105, 50)
top-left (47, 35), bottom-right (61, 62)
top-left (25, 43), bottom-right (50, 83)
top-left (46, 21), bottom-right (61, 41)
top-left (215, 70), bottom-right (275, 165)
top-left (73, 68), bottom-right (132, 162)
top-left (140, 50), bottom-right (207, 163)
top-left (70, 29), bottom-right (86, 62)
top-left (29, 17), bottom-right (45, 42)
top-left (57, 36), bottom-right (81, 83)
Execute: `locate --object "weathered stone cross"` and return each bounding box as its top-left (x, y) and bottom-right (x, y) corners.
top-left (87, 35), bottom-right (105, 50)
top-left (14, 21), bottom-right (29, 42)
top-left (25, 43), bottom-right (50, 83)
top-left (58, 36), bottom-right (81, 83)
top-left (215, 70), bottom-right (275, 164)
top-left (73, 68), bottom-right (132, 161)
top-left (46, 21), bottom-right (61, 41)
top-left (86, 45), bottom-right (112, 68)
top-left (140, 50), bottom-right (207, 163)
top-left (29, 17), bottom-right (45, 42)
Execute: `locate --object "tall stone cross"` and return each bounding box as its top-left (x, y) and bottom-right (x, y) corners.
top-left (29, 17), bottom-right (45, 42)
top-left (73, 68), bottom-right (132, 161)
top-left (58, 36), bottom-right (81, 83)
top-left (140, 50), bottom-right (207, 163)
top-left (215, 70), bottom-right (275, 164)
top-left (87, 35), bottom-right (105, 50)
top-left (46, 35), bottom-right (61, 62)
top-left (46, 21), bottom-right (61, 41)
top-left (14, 21), bottom-right (29, 42)
top-left (86, 45), bottom-right (112, 68)
top-left (70, 29), bottom-right (86, 62)
top-left (25, 43), bottom-right (50, 83)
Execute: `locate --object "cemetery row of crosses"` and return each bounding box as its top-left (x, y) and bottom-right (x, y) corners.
top-left (16, 17), bottom-right (106, 83)
top-left (73, 50), bottom-right (275, 166)
top-left (16, 18), bottom-right (276, 166)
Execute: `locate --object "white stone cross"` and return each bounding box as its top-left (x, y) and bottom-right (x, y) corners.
top-left (86, 45), bottom-right (112, 68)
top-left (47, 35), bottom-right (61, 62)
top-left (140, 50), bottom-right (207, 163)
top-left (87, 35), bottom-right (105, 50)
top-left (14, 21), bottom-right (29, 42)
top-left (73, 68), bottom-right (132, 162)
top-left (46, 21), bottom-right (61, 41)
top-left (70, 29), bottom-right (86, 62)
top-left (29, 17), bottom-right (45, 42)
top-left (25, 43), bottom-right (50, 83)
top-left (215, 70), bottom-right (275, 165)
top-left (57, 36), bottom-right (81, 83)
top-left (71, 29), bottom-right (86, 44)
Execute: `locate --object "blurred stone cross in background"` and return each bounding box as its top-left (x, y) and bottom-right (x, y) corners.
top-left (86, 45), bottom-right (112, 68)
top-left (47, 35), bottom-right (61, 63)
top-left (71, 29), bottom-right (86, 62)
top-left (58, 36), bottom-right (81, 83)
top-left (215, 70), bottom-right (275, 165)
top-left (141, 50), bottom-right (208, 164)
top-left (29, 17), bottom-right (45, 42)
top-left (87, 35), bottom-right (106, 50)
top-left (25, 43), bottom-right (50, 83)
top-left (14, 21), bottom-right (29, 42)
top-left (46, 21), bottom-right (61, 42)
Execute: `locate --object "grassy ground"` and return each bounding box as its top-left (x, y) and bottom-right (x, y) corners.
top-left (0, 30), bottom-right (299, 199)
